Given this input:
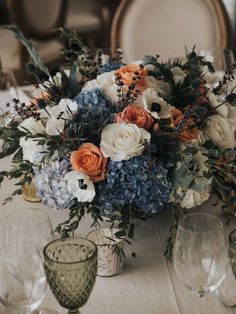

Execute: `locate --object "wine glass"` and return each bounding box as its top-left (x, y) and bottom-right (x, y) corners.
top-left (215, 228), bottom-right (236, 312)
top-left (2, 241), bottom-right (47, 314)
top-left (0, 69), bottom-right (19, 127)
top-left (2, 208), bottom-right (55, 313)
top-left (215, 262), bottom-right (236, 312)
top-left (173, 213), bottom-right (228, 313)
top-left (4, 207), bottom-right (54, 252)
top-left (43, 237), bottom-right (97, 314)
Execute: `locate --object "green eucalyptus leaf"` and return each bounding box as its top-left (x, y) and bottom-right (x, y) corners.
top-left (0, 140), bottom-right (19, 158)
top-left (4, 26), bottom-right (50, 77)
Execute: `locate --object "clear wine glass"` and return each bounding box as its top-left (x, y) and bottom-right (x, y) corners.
top-left (4, 207), bottom-right (54, 252)
top-left (0, 69), bottom-right (19, 127)
top-left (173, 213), bottom-right (228, 313)
top-left (215, 261), bottom-right (236, 312)
top-left (2, 208), bottom-right (56, 313)
top-left (215, 228), bottom-right (236, 312)
top-left (2, 241), bottom-right (47, 314)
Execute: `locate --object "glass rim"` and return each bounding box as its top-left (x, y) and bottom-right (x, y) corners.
top-left (229, 229), bottom-right (236, 247)
top-left (178, 212), bottom-right (224, 234)
top-left (43, 236), bottom-right (97, 265)
top-left (86, 227), bottom-right (124, 247)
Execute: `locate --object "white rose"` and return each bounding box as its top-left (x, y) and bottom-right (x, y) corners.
top-left (18, 117), bottom-right (45, 134)
top-left (188, 130), bottom-right (207, 148)
top-left (65, 170), bottom-right (95, 202)
top-left (100, 123), bottom-right (150, 161)
top-left (207, 91), bottom-right (228, 118)
top-left (227, 104), bottom-right (236, 131)
top-left (205, 115), bottom-right (235, 148)
top-left (20, 137), bottom-right (47, 164)
top-left (82, 71), bottom-right (119, 102)
top-left (45, 99), bottom-right (78, 136)
top-left (170, 67), bottom-right (186, 85)
top-left (135, 88), bottom-right (172, 119)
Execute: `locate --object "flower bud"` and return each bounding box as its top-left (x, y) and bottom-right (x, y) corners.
top-left (26, 62), bottom-right (36, 74)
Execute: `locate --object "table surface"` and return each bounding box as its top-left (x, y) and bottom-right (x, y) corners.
top-left (0, 156), bottom-right (234, 314)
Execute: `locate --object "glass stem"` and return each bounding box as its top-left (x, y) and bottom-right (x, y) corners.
top-left (197, 294), bottom-right (205, 314)
top-left (68, 310), bottom-right (80, 314)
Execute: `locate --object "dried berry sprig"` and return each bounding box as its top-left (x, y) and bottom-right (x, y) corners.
top-left (10, 98), bottom-right (40, 120)
top-left (111, 46), bottom-right (124, 64)
top-left (115, 70), bottom-right (143, 110)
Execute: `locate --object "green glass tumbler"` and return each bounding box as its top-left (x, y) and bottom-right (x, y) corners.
top-left (43, 237), bottom-right (97, 314)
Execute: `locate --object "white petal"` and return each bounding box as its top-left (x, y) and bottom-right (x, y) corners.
top-left (65, 171), bottom-right (95, 203)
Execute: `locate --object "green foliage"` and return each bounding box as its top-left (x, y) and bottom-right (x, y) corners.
top-left (0, 122), bottom-right (25, 158)
top-left (59, 26), bottom-right (99, 82)
top-left (4, 26), bottom-right (50, 78)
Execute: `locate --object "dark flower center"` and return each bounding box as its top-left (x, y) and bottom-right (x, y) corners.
top-left (78, 179), bottom-right (87, 190)
top-left (151, 103), bottom-right (161, 112)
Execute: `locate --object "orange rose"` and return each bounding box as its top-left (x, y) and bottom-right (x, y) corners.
top-left (115, 64), bottom-right (147, 89)
top-left (169, 107), bottom-right (183, 127)
top-left (174, 114), bottom-right (198, 142)
top-left (70, 143), bottom-right (107, 183)
top-left (114, 105), bottom-right (154, 130)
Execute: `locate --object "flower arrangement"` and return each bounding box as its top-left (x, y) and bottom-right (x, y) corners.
top-left (0, 27), bottom-right (236, 258)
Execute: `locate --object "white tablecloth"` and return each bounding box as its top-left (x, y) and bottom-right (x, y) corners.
top-left (0, 156), bottom-right (234, 314)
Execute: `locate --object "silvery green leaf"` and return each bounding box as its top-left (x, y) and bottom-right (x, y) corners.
top-left (4, 26), bottom-right (50, 78)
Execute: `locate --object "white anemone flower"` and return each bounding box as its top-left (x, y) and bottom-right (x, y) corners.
top-left (65, 170), bottom-right (95, 202)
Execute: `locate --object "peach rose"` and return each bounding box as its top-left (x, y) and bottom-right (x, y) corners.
top-left (70, 143), bottom-right (107, 183)
top-left (169, 107), bottom-right (183, 127)
top-left (174, 114), bottom-right (198, 142)
top-left (114, 105), bottom-right (154, 130)
top-left (115, 64), bottom-right (147, 89)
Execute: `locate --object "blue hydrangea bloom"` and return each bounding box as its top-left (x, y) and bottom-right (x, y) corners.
top-left (98, 63), bottom-right (123, 74)
top-left (96, 155), bottom-right (171, 215)
top-left (74, 88), bottom-right (117, 143)
top-left (33, 159), bottom-right (73, 209)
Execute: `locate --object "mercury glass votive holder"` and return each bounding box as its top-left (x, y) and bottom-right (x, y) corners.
top-left (43, 237), bottom-right (97, 314)
top-left (87, 228), bottom-right (125, 277)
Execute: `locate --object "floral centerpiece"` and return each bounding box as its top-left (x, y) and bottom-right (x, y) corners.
top-left (0, 27), bottom-right (236, 258)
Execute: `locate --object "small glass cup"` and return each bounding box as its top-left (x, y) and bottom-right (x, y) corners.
top-left (87, 228), bottom-right (125, 277)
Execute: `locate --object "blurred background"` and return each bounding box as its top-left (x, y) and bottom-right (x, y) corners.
top-left (0, 0), bottom-right (235, 84)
